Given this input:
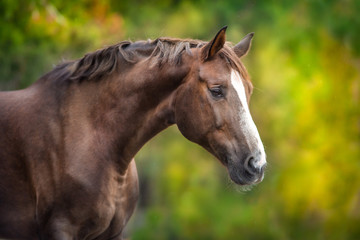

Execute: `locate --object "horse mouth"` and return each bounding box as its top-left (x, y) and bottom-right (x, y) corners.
top-left (226, 161), bottom-right (265, 186)
top-left (212, 148), bottom-right (266, 185)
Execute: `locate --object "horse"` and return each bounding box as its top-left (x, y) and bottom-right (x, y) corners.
top-left (0, 26), bottom-right (266, 239)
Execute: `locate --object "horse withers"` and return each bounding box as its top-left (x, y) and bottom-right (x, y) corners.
top-left (0, 26), bottom-right (266, 239)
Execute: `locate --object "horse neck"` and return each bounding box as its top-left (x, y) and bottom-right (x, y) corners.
top-left (65, 60), bottom-right (190, 170)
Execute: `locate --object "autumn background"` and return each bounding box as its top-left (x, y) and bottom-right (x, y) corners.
top-left (1, 0), bottom-right (359, 239)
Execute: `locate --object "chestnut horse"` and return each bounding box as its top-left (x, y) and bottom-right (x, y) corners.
top-left (0, 27), bottom-right (266, 239)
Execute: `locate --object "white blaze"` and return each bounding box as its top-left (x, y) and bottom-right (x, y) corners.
top-left (230, 70), bottom-right (266, 168)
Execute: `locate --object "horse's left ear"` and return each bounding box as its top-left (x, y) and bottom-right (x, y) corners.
top-left (233, 32), bottom-right (254, 58)
top-left (202, 26), bottom-right (227, 61)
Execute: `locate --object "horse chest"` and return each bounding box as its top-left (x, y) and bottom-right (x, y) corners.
top-left (89, 160), bottom-right (139, 238)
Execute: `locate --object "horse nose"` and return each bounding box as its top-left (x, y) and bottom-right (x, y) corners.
top-left (244, 152), bottom-right (266, 176)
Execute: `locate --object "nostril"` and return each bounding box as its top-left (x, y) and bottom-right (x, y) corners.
top-left (244, 156), bottom-right (259, 175)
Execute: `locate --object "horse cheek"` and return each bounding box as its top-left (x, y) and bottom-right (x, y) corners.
top-left (174, 92), bottom-right (200, 142)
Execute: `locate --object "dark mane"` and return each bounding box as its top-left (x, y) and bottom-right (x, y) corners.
top-left (44, 38), bottom-right (250, 82)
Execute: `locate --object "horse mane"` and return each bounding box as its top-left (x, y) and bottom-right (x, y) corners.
top-left (44, 37), bottom-right (250, 83)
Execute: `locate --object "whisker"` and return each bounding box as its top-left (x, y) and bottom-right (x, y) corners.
top-left (253, 87), bottom-right (264, 93)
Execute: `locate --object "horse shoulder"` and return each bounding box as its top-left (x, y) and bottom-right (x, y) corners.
top-left (0, 90), bottom-right (41, 238)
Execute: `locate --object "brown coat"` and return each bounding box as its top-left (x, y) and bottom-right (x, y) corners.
top-left (0, 27), bottom-right (265, 239)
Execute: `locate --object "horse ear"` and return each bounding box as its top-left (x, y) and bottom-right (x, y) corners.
top-left (202, 26), bottom-right (227, 61)
top-left (233, 32), bottom-right (254, 58)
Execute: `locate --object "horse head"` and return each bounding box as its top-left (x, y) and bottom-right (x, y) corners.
top-left (174, 27), bottom-right (266, 185)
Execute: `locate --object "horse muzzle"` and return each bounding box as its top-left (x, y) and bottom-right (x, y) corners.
top-left (227, 151), bottom-right (267, 185)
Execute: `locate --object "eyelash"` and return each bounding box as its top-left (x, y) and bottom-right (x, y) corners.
top-left (209, 87), bottom-right (224, 98)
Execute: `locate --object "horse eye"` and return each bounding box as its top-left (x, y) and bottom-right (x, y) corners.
top-left (209, 87), bottom-right (224, 98)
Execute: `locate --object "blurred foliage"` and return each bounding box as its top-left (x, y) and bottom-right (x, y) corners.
top-left (1, 0), bottom-right (359, 239)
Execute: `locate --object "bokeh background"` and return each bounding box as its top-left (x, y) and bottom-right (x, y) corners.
top-left (1, 0), bottom-right (359, 239)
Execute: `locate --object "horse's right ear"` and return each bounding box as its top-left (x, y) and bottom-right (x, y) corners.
top-left (233, 32), bottom-right (254, 58)
top-left (201, 26), bottom-right (227, 61)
